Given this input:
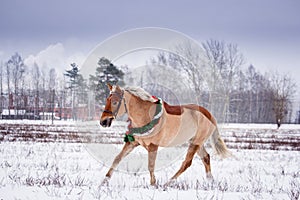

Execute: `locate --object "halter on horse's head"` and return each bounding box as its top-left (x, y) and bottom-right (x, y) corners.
top-left (100, 83), bottom-right (126, 127)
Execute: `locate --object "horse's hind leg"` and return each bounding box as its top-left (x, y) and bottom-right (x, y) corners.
top-left (197, 145), bottom-right (213, 179)
top-left (168, 143), bottom-right (200, 182)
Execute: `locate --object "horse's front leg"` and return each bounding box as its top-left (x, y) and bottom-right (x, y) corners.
top-left (147, 143), bottom-right (158, 186)
top-left (102, 141), bottom-right (139, 185)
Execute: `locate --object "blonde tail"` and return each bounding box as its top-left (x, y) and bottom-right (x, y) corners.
top-left (210, 128), bottom-right (231, 158)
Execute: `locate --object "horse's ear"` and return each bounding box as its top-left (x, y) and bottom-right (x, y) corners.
top-left (115, 85), bottom-right (122, 92)
top-left (107, 83), bottom-right (113, 91)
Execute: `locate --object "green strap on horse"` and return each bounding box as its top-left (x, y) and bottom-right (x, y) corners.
top-left (124, 99), bottom-right (163, 142)
top-left (124, 134), bottom-right (135, 142)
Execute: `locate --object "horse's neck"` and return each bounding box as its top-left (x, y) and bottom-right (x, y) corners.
top-left (125, 92), bottom-right (156, 128)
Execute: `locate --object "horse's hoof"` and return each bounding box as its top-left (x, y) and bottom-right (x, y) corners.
top-left (149, 183), bottom-right (158, 189)
top-left (206, 172), bottom-right (214, 181)
top-left (163, 179), bottom-right (176, 190)
top-left (150, 179), bottom-right (156, 187)
top-left (100, 177), bottom-right (110, 187)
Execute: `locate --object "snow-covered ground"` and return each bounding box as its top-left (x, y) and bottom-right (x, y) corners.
top-left (0, 119), bottom-right (76, 125)
top-left (0, 121), bottom-right (299, 199)
top-left (1, 119), bottom-right (299, 128)
top-left (0, 142), bottom-right (299, 199)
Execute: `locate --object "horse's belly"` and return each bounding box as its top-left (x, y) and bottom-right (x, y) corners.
top-left (159, 112), bottom-right (198, 147)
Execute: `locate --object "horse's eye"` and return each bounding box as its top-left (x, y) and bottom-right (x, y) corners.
top-left (112, 101), bottom-right (118, 106)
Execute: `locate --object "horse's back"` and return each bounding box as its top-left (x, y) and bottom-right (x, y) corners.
top-left (163, 101), bottom-right (216, 126)
top-left (183, 104), bottom-right (216, 126)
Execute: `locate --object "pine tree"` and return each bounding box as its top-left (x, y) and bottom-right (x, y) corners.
top-left (64, 63), bottom-right (87, 120)
top-left (64, 63), bottom-right (79, 89)
top-left (89, 57), bottom-right (124, 103)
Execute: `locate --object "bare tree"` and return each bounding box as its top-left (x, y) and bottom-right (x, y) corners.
top-left (6, 53), bottom-right (26, 118)
top-left (269, 71), bottom-right (296, 125)
top-left (202, 39), bottom-right (244, 122)
top-left (150, 41), bottom-right (207, 104)
top-left (48, 68), bottom-right (57, 90)
top-left (135, 64), bottom-right (189, 104)
top-left (150, 40), bottom-right (245, 122)
top-left (40, 66), bottom-right (47, 119)
top-left (55, 75), bottom-right (67, 120)
top-left (172, 41), bottom-right (207, 104)
top-left (244, 65), bottom-right (259, 123)
top-left (32, 63), bottom-right (41, 118)
top-left (241, 65), bottom-right (275, 123)
top-left (5, 59), bottom-right (11, 116)
top-left (48, 68), bottom-right (57, 122)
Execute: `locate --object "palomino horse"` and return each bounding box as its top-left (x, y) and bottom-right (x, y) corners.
top-left (100, 84), bottom-right (231, 186)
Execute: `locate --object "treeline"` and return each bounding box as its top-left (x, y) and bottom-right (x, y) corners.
top-left (148, 40), bottom-right (297, 124)
top-left (0, 39), bottom-right (299, 124)
top-left (0, 54), bottom-right (123, 120)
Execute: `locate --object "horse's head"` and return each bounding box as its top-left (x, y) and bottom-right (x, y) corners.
top-left (100, 83), bottom-right (124, 127)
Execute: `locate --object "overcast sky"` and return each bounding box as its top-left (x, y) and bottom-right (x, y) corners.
top-left (0, 0), bottom-right (300, 96)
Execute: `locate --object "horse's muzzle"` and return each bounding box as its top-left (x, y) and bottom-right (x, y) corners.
top-left (100, 117), bottom-right (113, 127)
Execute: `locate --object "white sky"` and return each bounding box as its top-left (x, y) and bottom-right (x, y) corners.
top-left (0, 0), bottom-right (299, 102)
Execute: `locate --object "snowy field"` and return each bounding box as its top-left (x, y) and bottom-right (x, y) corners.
top-left (0, 121), bottom-right (299, 199)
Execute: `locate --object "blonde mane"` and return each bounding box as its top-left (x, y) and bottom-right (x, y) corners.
top-left (124, 86), bottom-right (156, 103)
